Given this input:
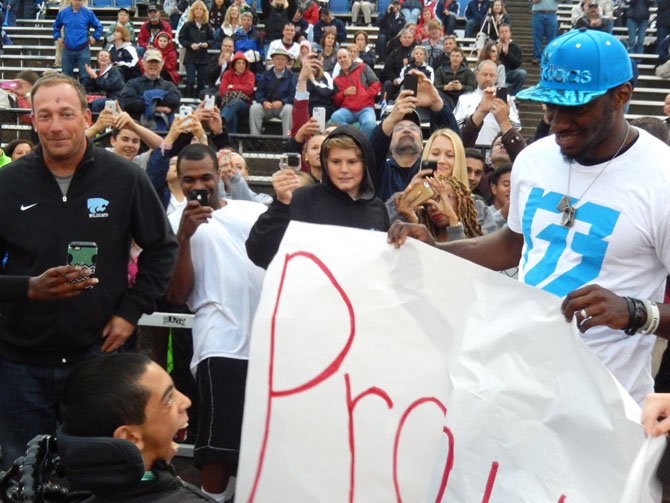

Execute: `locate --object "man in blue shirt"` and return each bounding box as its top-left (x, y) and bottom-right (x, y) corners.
top-left (53, 0), bottom-right (103, 80)
top-left (249, 48), bottom-right (297, 136)
top-left (464, 0), bottom-right (490, 38)
top-left (530, 0), bottom-right (557, 64)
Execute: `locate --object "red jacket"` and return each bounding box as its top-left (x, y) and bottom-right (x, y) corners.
top-left (138, 20), bottom-right (172, 48)
top-left (218, 53), bottom-right (255, 101)
top-left (333, 62), bottom-right (381, 112)
top-left (152, 32), bottom-right (179, 84)
top-left (303, 1), bottom-right (319, 25)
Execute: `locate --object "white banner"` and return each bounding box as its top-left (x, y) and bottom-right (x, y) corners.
top-left (237, 222), bottom-right (664, 502)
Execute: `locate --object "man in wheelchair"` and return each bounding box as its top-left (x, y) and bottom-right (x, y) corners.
top-left (0, 353), bottom-right (214, 502)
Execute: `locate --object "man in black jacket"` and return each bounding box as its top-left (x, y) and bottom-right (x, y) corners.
top-left (0, 73), bottom-right (177, 470)
top-left (496, 24), bottom-right (526, 96)
top-left (122, 49), bottom-right (181, 122)
top-left (375, 0), bottom-right (405, 60)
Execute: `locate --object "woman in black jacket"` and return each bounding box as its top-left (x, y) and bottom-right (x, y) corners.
top-left (246, 126), bottom-right (390, 269)
top-left (179, 0), bottom-right (215, 97)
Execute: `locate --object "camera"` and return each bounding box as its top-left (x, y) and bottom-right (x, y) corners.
top-left (279, 153), bottom-right (301, 171)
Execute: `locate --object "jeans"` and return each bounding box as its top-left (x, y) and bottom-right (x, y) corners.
top-left (0, 357), bottom-right (74, 470)
top-left (505, 68), bottom-right (527, 96)
top-left (464, 18), bottom-right (482, 38)
top-left (657, 26), bottom-right (670, 54)
top-left (442, 13), bottom-right (457, 35)
top-left (61, 45), bottom-right (91, 81)
top-left (531, 11), bottom-right (557, 59)
top-left (627, 18), bottom-right (649, 55)
top-left (221, 98), bottom-right (250, 134)
top-left (330, 106), bottom-right (376, 137)
top-left (4, 7), bottom-right (17, 26)
top-left (185, 62), bottom-right (207, 92)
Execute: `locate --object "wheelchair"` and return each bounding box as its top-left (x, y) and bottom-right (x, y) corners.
top-left (0, 432), bottom-right (146, 503)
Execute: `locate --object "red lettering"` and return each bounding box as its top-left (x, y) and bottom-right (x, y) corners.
top-left (249, 252), bottom-right (356, 502)
top-left (481, 461), bottom-right (500, 503)
top-left (392, 397), bottom-right (451, 503)
top-left (345, 373), bottom-right (394, 503)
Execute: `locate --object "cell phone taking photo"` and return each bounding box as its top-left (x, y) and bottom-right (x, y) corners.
top-left (496, 87), bottom-right (508, 102)
top-left (403, 73), bottom-right (419, 96)
top-left (188, 189), bottom-right (210, 206)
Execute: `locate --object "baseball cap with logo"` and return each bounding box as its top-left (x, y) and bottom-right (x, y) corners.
top-left (143, 49), bottom-right (164, 62)
top-left (516, 28), bottom-right (632, 107)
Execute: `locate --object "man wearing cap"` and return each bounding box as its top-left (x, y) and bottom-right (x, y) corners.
top-left (389, 30), bottom-right (670, 405)
top-left (266, 22), bottom-right (300, 69)
top-left (530, 0), bottom-right (557, 65)
top-left (52, 0), bottom-right (103, 80)
top-left (574, 0), bottom-right (608, 32)
top-left (249, 48), bottom-right (297, 136)
top-left (138, 4), bottom-right (173, 56)
top-left (104, 7), bottom-right (137, 45)
top-left (121, 49), bottom-right (181, 122)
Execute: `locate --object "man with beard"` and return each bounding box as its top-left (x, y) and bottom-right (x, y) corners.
top-left (369, 75), bottom-right (460, 202)
top-left (388, 30), bottom-right (670, 405)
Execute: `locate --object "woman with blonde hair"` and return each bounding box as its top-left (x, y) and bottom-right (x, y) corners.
top-left (421, 128), bottom-right (468, 187)
top-left (222, 4), bottom-right (241, 36)
top-left (394, 128), bottom-right (497, 234)
top-left (178, 0), bottom-right (214, 97)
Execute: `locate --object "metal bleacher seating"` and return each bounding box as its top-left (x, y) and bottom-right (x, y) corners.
top-left (2, 1), bottom-right (669, 180)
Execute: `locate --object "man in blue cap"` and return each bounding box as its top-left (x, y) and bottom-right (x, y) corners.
top-left (388, 29), bottom-right (670, 405)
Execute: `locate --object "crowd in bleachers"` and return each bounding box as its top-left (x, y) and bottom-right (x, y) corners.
top-left (3, 1), bottom-right (670, 501)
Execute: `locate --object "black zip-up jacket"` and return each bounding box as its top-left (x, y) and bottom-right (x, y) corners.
top-left (246, 126), bottom-right (389, 269)
top-left (0, 142), bottom-right (178, 365)
top-left (178, 20), bottom-right (215, 65)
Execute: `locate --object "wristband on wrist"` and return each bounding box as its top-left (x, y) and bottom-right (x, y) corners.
top-left (624, 297), bottom-right (647, 335)
top-left (640, 301), bottom-right (660, 335)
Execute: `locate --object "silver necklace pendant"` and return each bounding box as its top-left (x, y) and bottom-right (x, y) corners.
top-left (556, 195), bottom-right (572, 213)
top-left (561, 205), bottom-right (576, 228)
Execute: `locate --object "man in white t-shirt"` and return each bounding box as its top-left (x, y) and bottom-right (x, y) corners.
top-left (388, 29), bottom-right (670, 405)
top-left (453, 59), bottom-right (521, 146)
top-left (166, 144), bottom-right (266, 502)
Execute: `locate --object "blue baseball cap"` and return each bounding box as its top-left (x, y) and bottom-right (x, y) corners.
top-left (516, 29), bottom-right (633, 106)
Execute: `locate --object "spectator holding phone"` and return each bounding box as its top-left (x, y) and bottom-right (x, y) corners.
top-left (395, 175), bottom-right (482, 241)
top-left (246, 126), bottom-right (389, 269)
top-left (0, 73), bottom-right (177, 470)
top-left (166, 144), bottom-right (267, 502)
top-left (453, 59), bottom-right (521, 146)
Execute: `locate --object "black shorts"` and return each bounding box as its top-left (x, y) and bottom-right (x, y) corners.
top-left (193, 357), bottom-right (248, 466)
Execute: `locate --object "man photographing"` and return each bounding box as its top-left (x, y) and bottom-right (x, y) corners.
top-left (388, 29), bottom-right (670, 404)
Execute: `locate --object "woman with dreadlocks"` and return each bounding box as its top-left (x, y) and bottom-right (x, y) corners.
top-left (421, 176), bottom-right (481, 241)
top-left (392, 128), bottom-right (497, 236)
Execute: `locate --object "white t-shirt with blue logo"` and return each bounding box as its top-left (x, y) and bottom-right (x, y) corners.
top-left (508, 128), bottom-right (670, 404)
